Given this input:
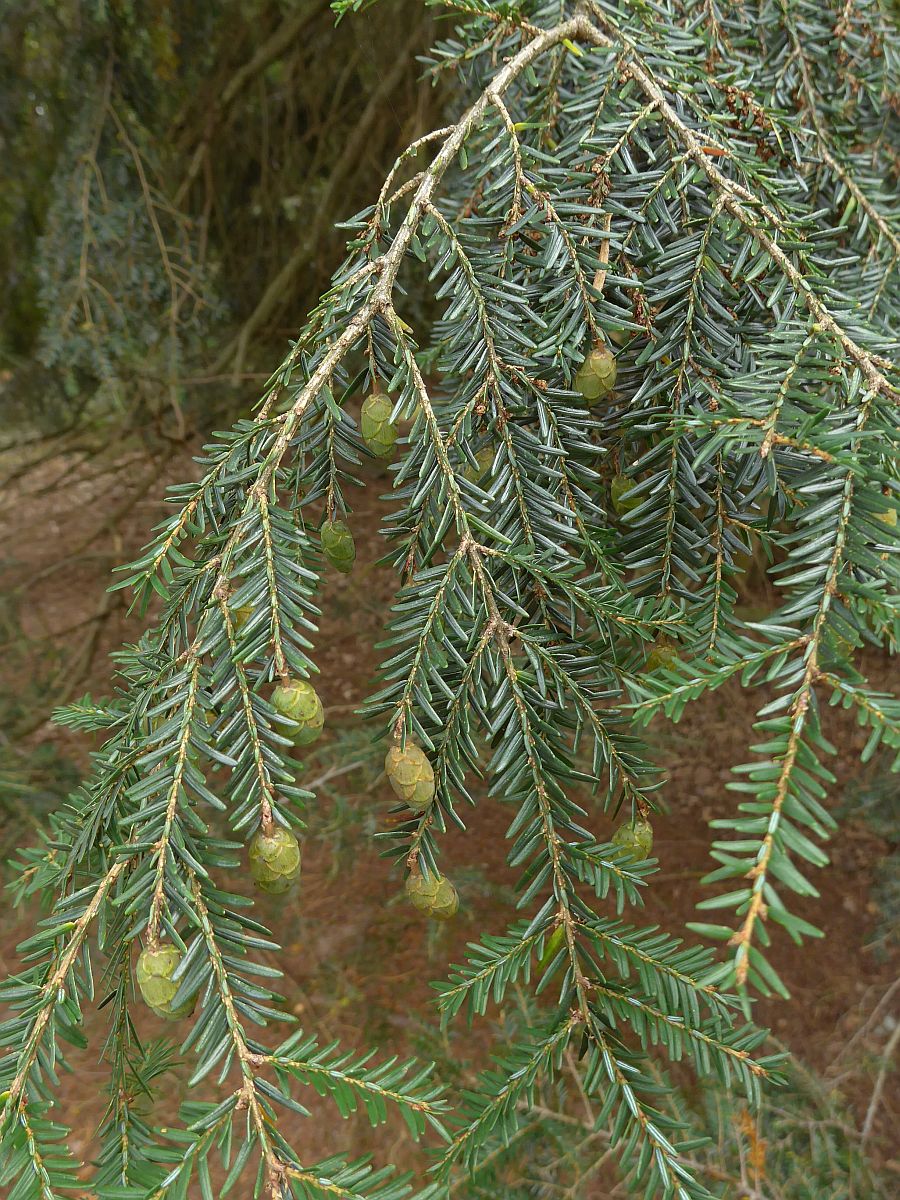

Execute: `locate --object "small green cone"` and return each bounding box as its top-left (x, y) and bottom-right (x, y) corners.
top-left (385, 742), bottom-right (435, 810)
top-left (405, 871), bottom-right (459, 921)
top-left (249, 825), bottom-right (302, 894)
top-left (823, 628), bottom-right (855, 664)
top-left (147, 711), bottom-right (200, 765)
top-left (574, 345), bottom-right (617, 404)
top-left (611, 818), bottom-right (654, 861)
top-left (537, 925), bottom-right (566, 973)
top-left (271, 678), bottom-right (325, 746)
top-left (646, 638), bottom-right (678, 672)
top-left (136, 944), bottom-right (194, 1021)
top-left (610, 474), bottom-right (640, 516)
top-left (231, 602), bottom-right (253, 632)
top-left (321, 519), bottom-right (356, 573)
top-left (360, 391), bottom-right (398, 459)
top-left (464, 445), bottom-right (494, 484)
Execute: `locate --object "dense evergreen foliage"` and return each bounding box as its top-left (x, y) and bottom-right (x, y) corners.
top-left (1, 1), bottom-right (897, 1198)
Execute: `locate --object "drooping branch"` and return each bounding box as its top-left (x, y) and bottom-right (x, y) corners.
top-left (580, 2), bottom-right (898, 400)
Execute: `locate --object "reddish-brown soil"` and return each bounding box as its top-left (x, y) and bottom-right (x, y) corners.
top-left (0, 429), bottom-right (896, 1196)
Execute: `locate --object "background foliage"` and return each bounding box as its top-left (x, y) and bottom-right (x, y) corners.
top-left (1, 0), bottom-right (437, 435)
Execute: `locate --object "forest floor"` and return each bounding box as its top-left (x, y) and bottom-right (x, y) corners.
top-left (0, 426), bottom-right (897, 1197)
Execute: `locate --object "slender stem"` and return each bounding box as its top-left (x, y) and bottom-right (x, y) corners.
top-left (147, 658), bottom-right (202, 943)
top-left (216, 592), bottom-right (276, 831)
top-left (257, 494), bottom-right (290, 681)
top-left (782, 7), bottom-right (900, 261)
top-left (730, 383), bottom-right (878, 981)
top-left (2, 859), bottom-right (129, 1119)
top-left (191, 881), bottom-right (287, 1196)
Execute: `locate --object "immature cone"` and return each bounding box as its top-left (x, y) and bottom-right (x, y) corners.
top-left (385, 742), bottom-right (435, 810)
top-left (824, 628), bottom-right (855, 663)
top-left (271, 678), bottom-right (325, 745)
top-left (537, 925), bottom-right (566, 973)
top-left (464, 445), bottom-right (494, 484)
top-left (360, 391), bottom-right (398, 459)
top-left (610, 474), bottom-right (640, 516)
top-left (231, 602), bottom-right (253, 631)
top-left (876, 505), bottom-right (896, 562)
top-left (405, 871), bottom-right (459, 921)
top-left (249, 825), bottom-right (302, 894)
top-left (574, 344), bottom-right (617, 403)
top-left (136, 944), bottom-right (194, 1021)
top-left (147, 712), bottom-right (200, 765)
top-left (646, 638), bottom-right (678, 672)
top-left (320, 518), bottom-right (356, 573)
top-left (611, 818), bottom-right (654, 861)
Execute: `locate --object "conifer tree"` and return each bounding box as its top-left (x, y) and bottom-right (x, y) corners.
top-left (1, 2), bottom-right (897, 1198)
